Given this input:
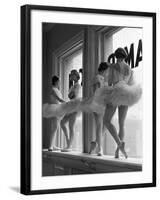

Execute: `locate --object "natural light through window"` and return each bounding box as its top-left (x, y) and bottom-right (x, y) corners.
top-left (103, 28), bottom-right (143, 158)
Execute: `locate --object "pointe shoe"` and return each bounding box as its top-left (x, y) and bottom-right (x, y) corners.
top-left (89, 141), bottom-right (97, 154)
top-left (97, 148), bottom-right (103, 156)
top-left (115, 147), bottom-right (119, 159)
top-left (118, 142), bottom-right (128, 159)
top-left (48, 148), bottom-right (53, 152)
top-left (95, 145), bottom-right (103, 156)
top-left (66, 139), bottom-right (70, 147)
top-left (48, 146), bottom-right (61, 151)
top-left (61, 148), bottom-right (72, 152)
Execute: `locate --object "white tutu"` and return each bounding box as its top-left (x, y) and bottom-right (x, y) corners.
top-left (43, 96), bottom-right (105, 118)
top-left (79, 96), bottom-right (105, 115)
top-left (93, 81), bottom-right (142, 107)
top-left (43, 81), bottom-right (142, 118)
top-left (42, 98), bottom-right (82, 119)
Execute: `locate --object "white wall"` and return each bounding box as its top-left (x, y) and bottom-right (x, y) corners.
top-left (0, 0), bottom-right (159, 200)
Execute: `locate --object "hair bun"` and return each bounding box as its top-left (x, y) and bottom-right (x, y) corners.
top-left (114, 48), bottom-right (127, 59)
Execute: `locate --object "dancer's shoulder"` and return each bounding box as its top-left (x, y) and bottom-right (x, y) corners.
top-left (110, 63), bottom-right (120, 71)
top-left (122, 63), bottom-right (132, 76)
top-left (74, 82), bottom-right (81, 89)
top-left (70, 83), bottom-right (81, 92)
top-left (95, 74), bottom-right (104, 82)
top-left (52, 87), bottom-right (58, 94)
top-left (52, 87), bottom-right (62, 98)
top-left (111, 62), bottom-right (131, 76)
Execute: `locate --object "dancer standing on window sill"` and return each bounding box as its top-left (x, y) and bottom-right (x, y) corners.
top-left (43, 51), bottom-right (142, 158)
top-left (90, 47), bottom-right (141, 158)
top-left (60, 70), bottom-right (82, 152)
top-left (89, 62), bottom-right (110, 156)
top-left (43, 75), bottom-right (66, 152)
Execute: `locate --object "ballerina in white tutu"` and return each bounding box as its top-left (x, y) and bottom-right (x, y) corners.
top-left (43, 49), bottom-right (142, 157)
top-left (98, 47), bottom-right (142, 158)
top-left (89, 62), bottom-right (110, 156)
top-left (44, 75), bottom-right (66, 151)
top-left (60, 70), bottom-right (82, 152)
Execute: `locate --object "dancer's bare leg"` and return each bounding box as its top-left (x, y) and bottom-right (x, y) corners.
top-left (96, 114), bottom-right (103, 156)
top-left (61, 113), bottom-right (77, 152)
top-left (115, 105), bottom-right (128, 158)
top-left (60, 115), bottom-right (70, 148)
top-left (49, 117), bottom-right (61, 151)
top-left (89, 112), bottom-right (103, 156)
top-left (103, 105), bottom-right (121, 145)
top-left (118, 105), bottom-right (128, 141)
top-left (103, 104), bottom-right (128, 158)
top-left (89, 113), bottom-right (98, 154)
top-left (67, 113), bottom-right (77, 149)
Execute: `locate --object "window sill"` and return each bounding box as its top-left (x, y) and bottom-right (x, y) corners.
top-left (43, 149), bottom-right (142, 175)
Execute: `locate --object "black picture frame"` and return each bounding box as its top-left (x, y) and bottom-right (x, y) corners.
top-left (21, 4), bottom-right (156, 195)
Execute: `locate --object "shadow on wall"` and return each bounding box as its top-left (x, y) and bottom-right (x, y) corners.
top-left (9, 186), bottom-right (20, 193)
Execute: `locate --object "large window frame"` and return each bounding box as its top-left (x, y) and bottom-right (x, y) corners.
top-left (97, 26), bottom-right (143, 158)
top-left (50, 26), bottom-right (142, 165)
top-left (52, 31), bottom-right (84, 150)
top-left (96, 26), bottom-right (122, 62)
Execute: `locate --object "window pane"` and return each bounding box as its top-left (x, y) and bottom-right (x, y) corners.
top-left (103, 28), bottom-right (143, 158)
top-left (60, 49), bottom-right (83, 151)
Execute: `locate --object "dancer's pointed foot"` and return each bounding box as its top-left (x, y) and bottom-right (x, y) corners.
top-left (115, 147), bottom-right (119, 158)
top-left (96, 146), bottom-right (103, 156)
top-left (61, 148), bottom-right (72, 152)
top-left (89, 141), bottom-right (97, 154)
top-left (66, 138), bottom-right (70, 147)
top-left (48, 146), bottom-right (61, 151)
top-left (118, 142), bottom-right (128, 159)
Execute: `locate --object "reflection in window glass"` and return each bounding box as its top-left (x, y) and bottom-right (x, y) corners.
top-left (60, 49), bottom-right (83, 151)
top-left (103, 28), bottom-right (143, 158)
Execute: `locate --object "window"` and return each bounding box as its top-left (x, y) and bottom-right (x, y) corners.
top-left (60, 48), bottom-right (83, 151)
top-left (52, 27), bottom-right (143, 158)
top-left (52, 32), bottom-right (84, 152)
top-left (101, 27), bottom-right (143, 158)
top-left (43, 26), bottom-right (143, 177)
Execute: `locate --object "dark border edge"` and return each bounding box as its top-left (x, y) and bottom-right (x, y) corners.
top-left (152, 13), bottom-right (156, 187)
top-left (20, 4), bottom-right (156, 195)
top-left (23, 4), bottom-right (156, 17)
top-left (20, 5), bottom-right (31, 195)
top-left (23, 183), bottom-right (155, 195)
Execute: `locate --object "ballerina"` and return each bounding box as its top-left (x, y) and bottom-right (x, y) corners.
top-left (43, 54), bottom-right (142, 157)
top-left (93, 47), bottom-right (142, 158)
top-left (44, 75), bottom-right (66, 151)
top-left (60, 70), bottom-right (82, 152)
top-left (89, 62), bottom-right (110, 156)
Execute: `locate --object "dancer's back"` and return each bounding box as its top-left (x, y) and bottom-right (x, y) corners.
top-left (109, 61), bottom-right (132, 86)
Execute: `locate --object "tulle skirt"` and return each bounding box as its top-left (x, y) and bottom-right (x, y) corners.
top-left (42, 99), bottom-right (82, 118)
top-left (43, 81), bottom-right (142, 118)
top-left (93, 81), bottom-right (142, 107)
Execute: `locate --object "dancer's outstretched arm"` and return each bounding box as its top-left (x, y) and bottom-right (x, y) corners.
top-left (51, 90), bottom-right (65, 103)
